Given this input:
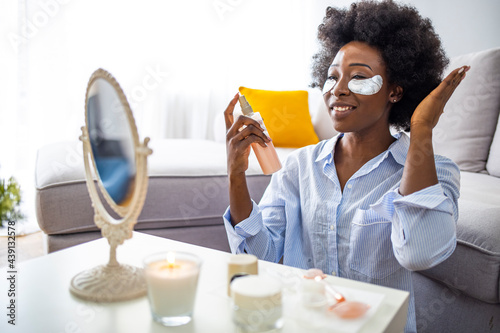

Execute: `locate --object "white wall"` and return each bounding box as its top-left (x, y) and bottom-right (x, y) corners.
top-left (311, 0), bottom-right (500, 58)
top-left (409, 0), bottom-right (500, 57)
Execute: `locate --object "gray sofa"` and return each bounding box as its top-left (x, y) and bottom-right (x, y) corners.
top-left (35, 47), bottom-right (500, 332)
top-left (413, 47), bottom-right (500, 332)
top-left (35, 138), bottom-right (274, 253)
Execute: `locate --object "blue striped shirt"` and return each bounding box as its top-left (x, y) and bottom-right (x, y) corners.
top-left (223, 132), bottom-right (460, 333)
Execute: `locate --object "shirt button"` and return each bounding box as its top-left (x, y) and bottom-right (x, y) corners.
top-left (331, 271), bottom-right (336, 276)
top-left (347, 184), bottom-right (353, 189)
top-left (330, 225), bottom-right (334, 231)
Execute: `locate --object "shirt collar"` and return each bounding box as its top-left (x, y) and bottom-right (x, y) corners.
top-left (387, 132), bottom-right (409, 166)
top-left (315, 133), bottom-right (343, 163)
top-left (314, 131), bottom-right (410, 165)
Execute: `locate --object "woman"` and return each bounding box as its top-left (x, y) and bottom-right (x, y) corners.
top-left (223, 1), bottom-right (468, 332)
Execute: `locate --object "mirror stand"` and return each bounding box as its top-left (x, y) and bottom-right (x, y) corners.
top-left (69, 131), bottom-right (152, 302)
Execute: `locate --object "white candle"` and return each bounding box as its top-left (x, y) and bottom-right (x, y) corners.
top-left (144, 252), bottom-right (201, 322)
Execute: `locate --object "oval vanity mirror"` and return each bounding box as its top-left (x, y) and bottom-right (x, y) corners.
top-left (70, 68), bottom-right (153, 302)
top-left (87, 77), bottom-right (136, 207)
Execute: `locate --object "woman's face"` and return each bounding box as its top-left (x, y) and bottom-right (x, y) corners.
top-left (323, 41), bottom-right (397, 135)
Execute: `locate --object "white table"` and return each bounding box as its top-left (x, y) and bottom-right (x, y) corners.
top-left (0, 232), bottom-right (408, 332)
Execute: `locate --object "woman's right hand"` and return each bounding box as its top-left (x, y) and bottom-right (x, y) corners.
top-left (224, 93), bottom-right (270, 176)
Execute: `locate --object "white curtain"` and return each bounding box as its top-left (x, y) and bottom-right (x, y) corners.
top-left (0, 0), bottom-right (338, 228)
top-left (23, 0), bottom-right (324, 139)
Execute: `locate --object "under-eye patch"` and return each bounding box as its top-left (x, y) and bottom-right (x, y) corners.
top-left (348, 75), bottom-right (383, 95)
top-left (322, 78), bottom-right (337, 95)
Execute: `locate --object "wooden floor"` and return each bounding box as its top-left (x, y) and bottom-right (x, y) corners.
top-left (0, 231), bottom-right (46, 268)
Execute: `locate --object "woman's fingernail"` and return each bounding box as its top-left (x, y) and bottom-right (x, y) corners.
top-left (458, 67), bottom-right (464, 74)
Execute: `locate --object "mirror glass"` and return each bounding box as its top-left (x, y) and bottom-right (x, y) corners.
top-left (86, 78), bottom-right (136, 206)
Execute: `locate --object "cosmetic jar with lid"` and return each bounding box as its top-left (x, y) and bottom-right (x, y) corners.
top-left (230, 275), bottom-right (283, 332)
top-left (227, 254), bottom-right (258, 296)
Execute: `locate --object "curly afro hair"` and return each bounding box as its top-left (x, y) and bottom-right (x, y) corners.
top-left (311, 0), bottom-right (449, 131)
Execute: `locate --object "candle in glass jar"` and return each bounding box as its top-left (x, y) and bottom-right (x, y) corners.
top-left (144, 251), bottom-right (201, 325)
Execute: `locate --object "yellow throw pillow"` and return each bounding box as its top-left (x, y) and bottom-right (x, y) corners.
top-left (238, 87), bottom-right (319, 148)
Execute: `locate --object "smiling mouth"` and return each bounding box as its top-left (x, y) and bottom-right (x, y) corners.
top-left (332, 106), bottom-right (356, 112)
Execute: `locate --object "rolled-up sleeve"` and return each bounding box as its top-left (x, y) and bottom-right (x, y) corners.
top-left (223, 201), bottom-right (263, 254)
top-left (370, 157), bottom-right (460, 271)
top-left (223, 170), bottom-right (289, 263)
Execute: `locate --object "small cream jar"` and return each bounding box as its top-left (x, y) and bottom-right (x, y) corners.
top-left (227, 254), bottom-right (258, 296)
top-left (230, 275), bottom-right (283, 332)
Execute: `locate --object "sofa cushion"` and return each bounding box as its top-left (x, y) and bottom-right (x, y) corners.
top-left (420, 171), bottom-right (500, 303)
top-left (238, 87), bottom-right (320, 148)
top-left (213, 88), bottom-right (337, 144)
top-left (413, 273), bottom-right (500, 333)
top-left (35, 139), bottom-right (287, 236)
top-left (433, 47), bottom-right (500, 173)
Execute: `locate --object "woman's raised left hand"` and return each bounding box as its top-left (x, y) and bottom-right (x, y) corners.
top-left (410, 65), bottom-right (470, 130)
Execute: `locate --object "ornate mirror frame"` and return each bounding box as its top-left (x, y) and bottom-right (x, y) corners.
top-left (70, 68), bottom-right (153, 302)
